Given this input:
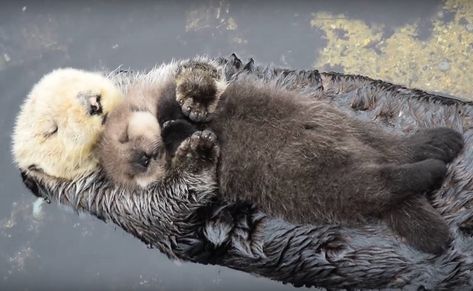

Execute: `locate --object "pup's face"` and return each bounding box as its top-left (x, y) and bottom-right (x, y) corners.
top-left (12, 68), bottom-right (124, 180)
top-left (99, 109), bottom-right (167, 188)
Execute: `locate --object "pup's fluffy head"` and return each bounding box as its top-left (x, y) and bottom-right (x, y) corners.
top-left (12, 68), bottom-right (124, 180)
top-left (97, 75), bottom-right (200, 189)
top-left (98, 106), bottom-right (168, 188)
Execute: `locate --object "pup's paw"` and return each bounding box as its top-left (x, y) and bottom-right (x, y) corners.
top-left (173, 130), bottom-right (220, 172)
top-left (176, 62), bottom-right (226, 122)
top-left (407, 128), bottom-right (464, 163)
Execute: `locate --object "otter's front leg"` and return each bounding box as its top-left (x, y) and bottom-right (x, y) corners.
top-left (351, 159), bottom-right (447, 214)
top-left (175, 61), bottom-right (227, 122)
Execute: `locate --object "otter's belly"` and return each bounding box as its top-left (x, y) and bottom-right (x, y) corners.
top-left (209, 115), bottom-right (330, 222)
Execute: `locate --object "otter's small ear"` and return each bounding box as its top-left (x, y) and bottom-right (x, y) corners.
top-left (77, 92), bottom-right (103, 116)
top-left (118, 124), bottom-right (129, 143)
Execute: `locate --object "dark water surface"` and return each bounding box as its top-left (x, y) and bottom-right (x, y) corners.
top-left (3, 0), bottom-right (466, 290)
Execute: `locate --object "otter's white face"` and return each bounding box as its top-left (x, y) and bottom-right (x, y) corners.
top-left (99, 110), bottom-right (167, 189)
top-left (12, 68), bottom-right (124, 180)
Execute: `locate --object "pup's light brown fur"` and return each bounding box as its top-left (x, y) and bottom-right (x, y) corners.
top-left (97, 59), bottom-right (226, 188)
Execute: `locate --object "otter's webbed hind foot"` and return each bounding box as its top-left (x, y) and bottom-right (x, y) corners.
top-left (404, 127), bottom-right (464, 163)
top-left (175, 61), bottom-right (226, 122)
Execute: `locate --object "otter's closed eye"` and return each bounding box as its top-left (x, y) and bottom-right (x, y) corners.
top-left (42, 120), bottom-right (58, 138)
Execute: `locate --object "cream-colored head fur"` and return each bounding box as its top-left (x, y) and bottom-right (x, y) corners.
top-left (12, 68), bottom-right (124, 180)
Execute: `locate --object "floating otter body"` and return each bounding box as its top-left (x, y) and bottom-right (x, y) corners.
top-left (12, 68), bottom-right (124, 180)
top-left (15, 55), bottom-right (473, 289)
top-left (98, 58), bottom-right (464, 254)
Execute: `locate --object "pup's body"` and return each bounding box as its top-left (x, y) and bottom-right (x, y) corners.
top-left (99, 58), bottom-right (464, 254)
top-left (209, 80), bottom-right (454, 229)
top-left (12, 68), bottom-right (124, 180)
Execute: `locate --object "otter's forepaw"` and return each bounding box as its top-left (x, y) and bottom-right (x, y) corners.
top-left (173, 130), bottom-right (220, 172)
top-left (407, 128), bottom-right (464, 163)
top-left (176, 93), bottom-right (212, 122)
top-left (175, 63), bottom-right (226, 122)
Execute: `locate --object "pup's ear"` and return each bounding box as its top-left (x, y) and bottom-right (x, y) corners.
top-left (77, 91), bottom-right (103, 115)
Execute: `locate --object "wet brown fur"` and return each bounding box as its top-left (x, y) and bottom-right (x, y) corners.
top-left (99, 59), bottom-right (464, 254)
top-left (210, 80), bottom-right (450, 222)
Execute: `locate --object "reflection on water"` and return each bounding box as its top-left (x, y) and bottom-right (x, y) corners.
top-left (1, 0), bottom-right (470, 290)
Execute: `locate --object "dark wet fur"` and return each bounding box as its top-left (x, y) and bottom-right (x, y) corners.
top-left (169, 61), bottom-right (463, 254)
top-left (161, 119), bottom-right (197, 155)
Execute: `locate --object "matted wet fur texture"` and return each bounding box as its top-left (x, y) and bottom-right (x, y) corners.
top-left (19, 55), bottom-right (473, 289)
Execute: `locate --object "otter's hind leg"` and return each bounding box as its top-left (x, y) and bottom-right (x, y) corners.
top-left (355, 125), bottom-right (463, 165)
top-left (384, 196), bottom-right (451, 254)
top-left (347, 159), bottom-right (449, 253)
top-left (360, 159), bottom-right (449, 254)
top-left (402, 127), bottom-right (464, 163)
top-left (351, 159), bottom-right (446, 215)
top-left (175, 61), bottom-right (227, 122)
top-left (382, 159), bottom-right (447, 195)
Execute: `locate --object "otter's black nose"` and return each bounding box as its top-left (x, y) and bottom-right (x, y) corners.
top-left (20, 170), bottom-right (42, 198)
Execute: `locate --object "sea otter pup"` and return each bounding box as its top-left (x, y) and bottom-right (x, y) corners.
top-left (12, 68), bottom-right (124, 180)
top-left (97, 58), bottom-right (463, 254)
